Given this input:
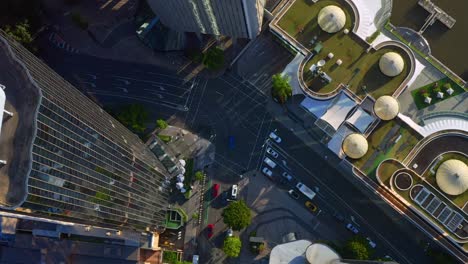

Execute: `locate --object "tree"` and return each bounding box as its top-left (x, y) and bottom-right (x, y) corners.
top-left (194, 171), bottom-right (204, 182)
top-left (222, 200), bottom-right (251, 231)
top-left (4, 20), bottom-right (33, 46)
top-left (427, 248), bottom-right (456, 264)
top-left (202, 47), bottom-right (224, 70)
top-left (271, 74), bottom-right (292, 104)
top-left (223, 236), bottom-right (242, 257)
top-left (116, 104), bottom-right (149, 133)
top-left (342, 237), bottom-right (371, 260)
top-left (156, 119), bottom-right (168, 129)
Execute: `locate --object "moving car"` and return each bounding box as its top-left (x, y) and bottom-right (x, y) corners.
top-left (228, 136), bottom-right (235, 149)
top-left (269, 132), bottom-right (282, 143)
top-left (288, 190), bottom-right (299, 200)
top-left (263, 157), bottom-right (277, 169)
top-left (262, 167), bottom-right (273, 178)
top-left (346, 223), bottom-right (359, 234)
top-left (231, 185), bottom-right (238, 200)
top-left (226, 228), bottom-right (233, 237)
top-left (266, 147), bottom-right (279, 158)
top-left (366, 237), bottom-right (377, 248)
top-left (305, 201), bottom-right (318, 212)
top-left (212, 184), bottom-right (220, 198)
top-left (207, 224), bottom-right (214, 238)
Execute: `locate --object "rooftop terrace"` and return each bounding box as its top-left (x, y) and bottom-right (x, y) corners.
top-left (0, 38), bottom-right (40, 208)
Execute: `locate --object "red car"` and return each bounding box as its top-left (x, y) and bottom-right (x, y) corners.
top-left (212, 183), bottom-right (220, 198)
top-left (207, 224), bottom-right (214, 238)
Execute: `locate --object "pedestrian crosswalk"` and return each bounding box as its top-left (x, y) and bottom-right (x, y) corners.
top-left (48, 32), bottom-right (80, 54)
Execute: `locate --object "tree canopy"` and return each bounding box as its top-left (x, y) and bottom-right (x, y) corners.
top-left (222, 200), bottom-right (251, 231)
top-left (202, 47), bottom-right (224, 70)
top-left (156, 119), bottom-right (168, 129)
top-left (271, 74), bottom-right (292, 104)
top-left (4, 20), bottom-right (33, 46)
top-left (116, 104), bottom-right (149, 133)
top-left (342, 236), bottom-right (371, 260)
top-left (223, 236), bottom-right (242, 257)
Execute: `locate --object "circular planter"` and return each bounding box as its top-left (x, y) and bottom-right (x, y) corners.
top-left (395, 172), bottom-right (413, 191)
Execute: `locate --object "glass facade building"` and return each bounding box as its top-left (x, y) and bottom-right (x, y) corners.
top-left (0, 32), bottom-right (171, 232)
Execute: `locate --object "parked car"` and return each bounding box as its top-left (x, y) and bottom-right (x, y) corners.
top-left (207, 224), bottom-right (214, 238)
top-left (346, 223), bottom-right (359, 234)
top-left (263, 157), bottom-right (277, 168)
top-left (226, 228), bottom-right (233, 237)
top-left (266, 147), bottom-right (279, 158)
top-left (305, 201), bottom-right (318, 212)
top-left (231, 185), bottom-right (238, 200)
top-left (262, 167), bottom-right (273, 178)
top-left (281, 172), bottom-right (294, 182)
top-left (288, 190), bottom-right (299, 200)
top-left (333, 212), bottom-right (345, 222)
top-left (269, 132), bottom-right (282, 143)
top-left (212, 184), bottom-right (220, 198)
top-left (366, 237), bottom-right (377, 248)
top-left (228, 136), bottom-right (235, 149)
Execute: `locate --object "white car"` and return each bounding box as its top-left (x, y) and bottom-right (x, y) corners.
top-left (366, 237), bottom-right (376, 248)
top-left (266, 147), bottom-right (279, 158)
top-left (262, 167), bottom-right (273, 178)
top-left (263, 157), bottom-right (277, 169)
top-left (346, 223), bottom-right (359, 234)
top-left (269, 132), bottom-right (282, 143)
top-left (231, 185), bottom-right (238, 199)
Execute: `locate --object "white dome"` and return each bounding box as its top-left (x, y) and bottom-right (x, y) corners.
top-left (436, 159), bottom-right (468, 196)
top-left (379, 52), bottom-right (405, 77)
top-left (374, 96), bottom-right (399, 120)
top-left (318, 5), bottom-right (346, 33)
top-left (342, 134), bottom-right (368, 159)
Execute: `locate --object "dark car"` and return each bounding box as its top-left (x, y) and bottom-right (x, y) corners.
top-left (207, 224), bottom-right (214, 238)
top-left (212, 184), bottom-right (220, 198)
top-left (228, 136), bottom-right (235, 150)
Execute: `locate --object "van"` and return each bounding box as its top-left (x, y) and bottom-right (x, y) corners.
top-left (263, 157), bottom-right (277, 169)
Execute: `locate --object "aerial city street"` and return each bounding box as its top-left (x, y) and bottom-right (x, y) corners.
top-left (0, 0), bottom-right (467, 263)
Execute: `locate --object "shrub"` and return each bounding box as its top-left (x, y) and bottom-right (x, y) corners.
top-left (158, 134), bottom-right (172, 143)
top-left (258, 243), bottom-right (266, 253)
top-left (194, 171), bottom-right (204, 182)
top-left (202, 47), bottom-right (224, 70)
top-left (192, 212), bottom-right (199, 220)
top-left (443, 83), bottom-right (452, 91)
top-left (156, 119), bottom-right (168, 129)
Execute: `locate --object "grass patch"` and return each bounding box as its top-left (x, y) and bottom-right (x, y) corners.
top-left (351, 120), bottom-right (422, 176)
top-left (376, 159), bottom-right (404, 186)
top-left (366, 30), bottom-right (380, 43)
top-left (410, 78), bottom-right (465, 110)
top-left (157, 134), bottom-right (172, 143)
top-left (303, 45), bottom-right (410, 99)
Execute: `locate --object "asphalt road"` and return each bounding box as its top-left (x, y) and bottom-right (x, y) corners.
top-left (36, 33), bottom-right (463, 263)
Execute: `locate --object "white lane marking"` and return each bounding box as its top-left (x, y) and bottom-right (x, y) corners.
top-left (81, 81), bottom-right (96, 88)
top-left (87, 92), bottom-right (187, 111)
top-left (267, 141), bottom-right (415, 264)
top-left (189, 79), bottom-right (207, 127)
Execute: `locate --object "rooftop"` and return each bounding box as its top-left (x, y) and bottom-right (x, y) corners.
top-left (0, 37), bottom-right (41, 208)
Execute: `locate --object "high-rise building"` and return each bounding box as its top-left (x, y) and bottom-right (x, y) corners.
top-left (0, 32), bottom-right (172, 232)
top-left (147, 0), bottom-right (266, 39)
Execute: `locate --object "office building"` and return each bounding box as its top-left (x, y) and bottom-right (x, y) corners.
top-left (146, 0), bottom-right (266, 39)
top-left (0, 31), bottom-right (171, 232)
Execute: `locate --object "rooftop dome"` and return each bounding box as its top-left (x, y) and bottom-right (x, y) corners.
top-left (436, 159), bottom-right (468, 196)
top-left (374, 96), bottom-right (399, 120)
top-left (318, 5), bottom-right (346, 33)
top-left (342, 133), bottom-right (368, 159)
top-left (379, 52), bottom-right (404, 77)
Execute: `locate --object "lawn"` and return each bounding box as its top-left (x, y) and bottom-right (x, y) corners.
top-left (411, 78), bottom-right (466, 110)
top-left (303, 45), bottom-right (410, 99)
top-left (351, 120), bottom-right (422, 176)
top-left (277, 0), bottom-right (354, 47)
top-left (376, 159), bottom-right (404, 186)
top-left (422, 152), bottom-right (468, 208)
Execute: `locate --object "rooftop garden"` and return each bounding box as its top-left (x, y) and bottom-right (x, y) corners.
top-left (277, 0), bottom-right (354, 47)
top-left (351, 120), bottom-right (422, 178)
top-left (376, 159), bottom-right (405, 186)
top-left (303, 45), bottom-right (411, 99)
top-left (411, 78), bottom-right (466, 110)
top-left (421, 152), bottom-right (468, 209)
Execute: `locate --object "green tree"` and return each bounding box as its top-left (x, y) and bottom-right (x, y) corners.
top-left (116, 104), bottom-right (149, 133)
top-left (271, 74), bottom-right (292, 104)
top-left (194, 171), bottom-right (204, 182)
top-left (156, 119), bottom-right (168, 129)
top-left (223, 236), bottom-right (242, 257)
top-left (202, 47), bottom-right (224, 70)
top-left (222, 200), bottom-right (251, 231)
top-left (342, 237), bottom-right (371, 260)
top-left (4, 20), bottom-right (33, 46)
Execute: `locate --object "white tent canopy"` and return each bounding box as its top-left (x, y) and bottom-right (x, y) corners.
top-left (320, 92), bottom-right (357, 131)
top-left (346, 108), bottom-right (374, 133)
top-left (179, 159), bottom-right (186, 167)
top-left (175, 182), bottom-right (184, 189)
top-left (177, 174), bottom-right (185, 182)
